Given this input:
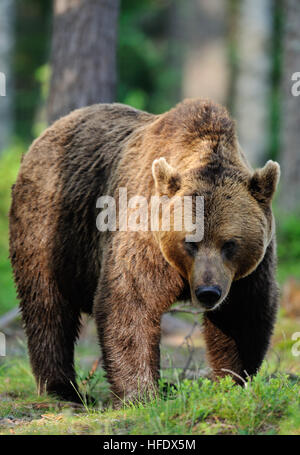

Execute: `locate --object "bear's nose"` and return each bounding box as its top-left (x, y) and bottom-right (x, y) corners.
top-left (195, 285), bottom-right (222, 308)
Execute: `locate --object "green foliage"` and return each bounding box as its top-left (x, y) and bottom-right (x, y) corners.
top-left (276, 213), bottom-right (300, 282)
top-left (117, 0), bottom-right (182, 114)
top-left (0, 144), bottom-right (24, 314)
top-left (14, 0), bottom-right (52, 144)
top-left (13, 0), bottom-right (182, 147)
top-left (268, 0), bottom-right (283, 161)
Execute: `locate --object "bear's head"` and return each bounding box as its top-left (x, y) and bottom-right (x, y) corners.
top-left (152, 156), bottom-right (280, 311)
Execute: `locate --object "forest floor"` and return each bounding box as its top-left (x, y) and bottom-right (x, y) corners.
top-left (0, 304), bottom-right (300, 435)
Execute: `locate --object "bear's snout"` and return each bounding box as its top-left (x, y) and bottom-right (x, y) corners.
top-left (195, 285), bottom-right (222, 309)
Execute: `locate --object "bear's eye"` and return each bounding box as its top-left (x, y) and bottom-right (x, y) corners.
top-left (184, 240), bottom-right (198, 257)
top-left (221, 240), bottom-right (237, 260)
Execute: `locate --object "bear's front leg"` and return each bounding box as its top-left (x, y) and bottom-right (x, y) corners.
top-left (93, 243), bottom-right (171, 407)
top-left (94, 284), bottom-right (161, 406)
top-left (93, 233), bottom-right (183, 407)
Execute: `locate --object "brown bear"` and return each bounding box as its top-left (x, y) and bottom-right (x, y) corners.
top-left (9, 99), bottom-right (280, 405)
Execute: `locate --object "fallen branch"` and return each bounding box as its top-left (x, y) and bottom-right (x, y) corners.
top-left (179, 322), bottom-right (199, 380)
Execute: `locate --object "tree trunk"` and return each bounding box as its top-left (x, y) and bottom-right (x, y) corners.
top-left (47, 0), bottom-right (120, 124)
top-left (234, 0), bottom-right (272, 167)
top-left (0, 0), bottom-right (14, 152)
top-left (279, 0), bottom-right (300, 214)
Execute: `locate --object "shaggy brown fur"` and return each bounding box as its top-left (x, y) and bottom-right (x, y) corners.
top-left (9, 99), bottom-right (280, 405)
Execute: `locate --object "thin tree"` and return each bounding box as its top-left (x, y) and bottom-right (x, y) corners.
top-left (47, 0), bottom-right (120, 123)
top-left (0, 0), bottom-right (14, 152)
top-left (279, 0), bottom-right (300, 214)
top-left (234, 0), bottom-right (273, 167)
top-left (176, 0), bottom-right (229, 105)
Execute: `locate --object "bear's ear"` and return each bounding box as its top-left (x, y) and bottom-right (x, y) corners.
top-left (249, 160), bottom-right (280, 204)
top-left (152, 157), bottom-right (181, 196)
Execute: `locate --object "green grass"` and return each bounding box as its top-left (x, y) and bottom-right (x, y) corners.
top-left (0, 356), bottom-right (299, 435)
top-left (1, 315), bottom-right (300, 436)
top-left (1, 306), bottom-right (299, 435)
